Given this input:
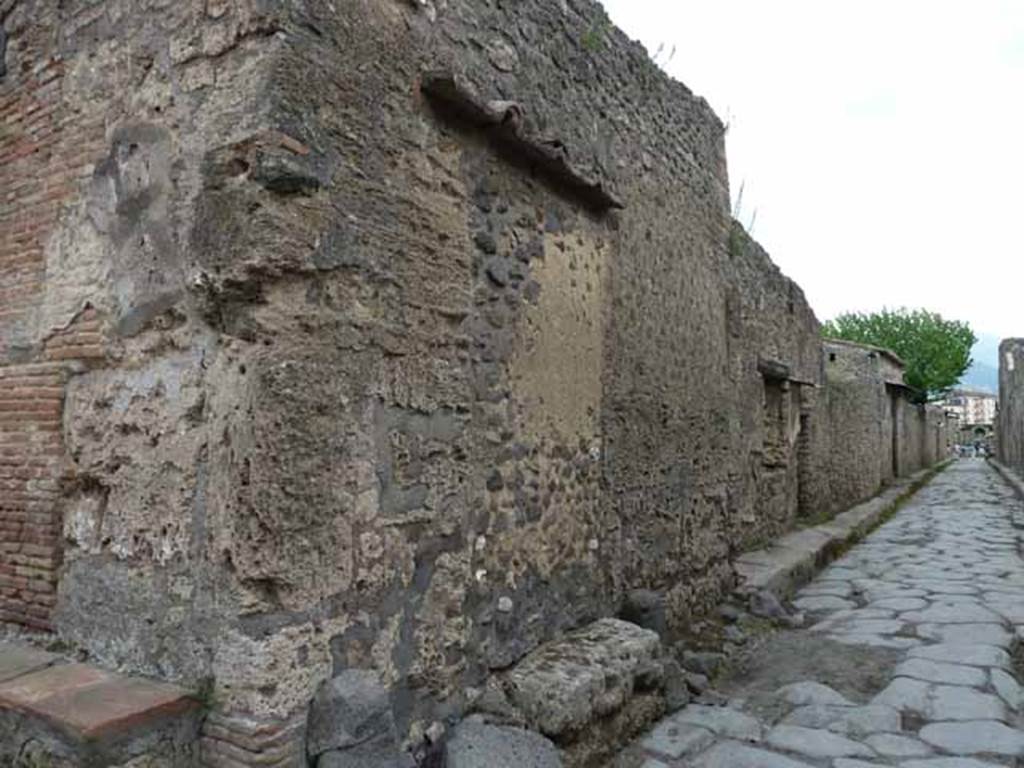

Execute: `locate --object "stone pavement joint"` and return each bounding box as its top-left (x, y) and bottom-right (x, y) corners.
top-left (622, 459), bottom-right (1024, 767)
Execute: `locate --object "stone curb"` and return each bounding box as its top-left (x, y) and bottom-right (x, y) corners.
top-left (987, 459), bottom-right (1024, 529)
top-left (735, 463), bottom-right (950, 598)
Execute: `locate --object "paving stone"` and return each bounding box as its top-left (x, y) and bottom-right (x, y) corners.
top-left (989, 668), bottom-right (1023, 710)
top-left (871, 679), bottom-right (1004, 721)
top-left (640, 760), bottom-right (670, 768)
top-left (900, 758), bottom-right (1011, 767)
top-left (870, 598), bottom-right (929, 611)
top-left (915, 623), bottom-right (1013, 647)
top-left (765, 725), bottom-right (875, 759)
top-left (793, 595), bottom-right (856, 612)
top-left (831, 633), bottom-right (922, 649)
top-left (781, 704), bottom-right (849, 729)
top-left (776, 681), bottom-right (853, 707)
top-left (865, 733), bottom-right (932, 757)
top-left (798, 583), bottom-right (854, 598)
top-left (918, 720), bottom-right (1024, 756)
top-left (690, 741), bottom-right (816, 768)
top-left (834, 761), bottom-right (888, 768)
top-left (900, 604), bottom-right (1004, 624)
top-left (832, 620), bottom-right (906, 636)
top-left (828, 704), bottom-right (903, 737)
top-left (986, 602), bottom-right (1024, 623)
top-left (927, 684), bottom-right (1007, 721)
top-left (640, 718), bottom-right (714, 759)
top-left (908, 643), bottom-right (1010, 669)
top-left (675, 705), bottom-right (762, 742)
top-left (865, 588), bottom-right (928, 601)
top-left (872, 677), bottom-right (930, 713)
top-left (914, 584), bottom-right (979, 596)
top-left (892, 659), bottom-right (988, 687)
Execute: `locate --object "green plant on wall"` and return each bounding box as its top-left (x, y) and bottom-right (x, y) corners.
top-left (581, 9), bottom-right (611, 52)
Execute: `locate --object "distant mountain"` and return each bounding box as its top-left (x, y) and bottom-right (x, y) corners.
top-left (959, 334), bottom-right (1001, 393)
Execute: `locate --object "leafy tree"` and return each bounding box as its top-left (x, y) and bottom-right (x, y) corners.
top-left (822, 308), bottom-right (976, 402)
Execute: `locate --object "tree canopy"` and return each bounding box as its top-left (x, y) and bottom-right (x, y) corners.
top-left (822, 308), bottom-right (976, 402)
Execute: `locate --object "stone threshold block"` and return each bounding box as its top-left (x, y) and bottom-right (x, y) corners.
top-left (0, 641), bottom-right (201, 766)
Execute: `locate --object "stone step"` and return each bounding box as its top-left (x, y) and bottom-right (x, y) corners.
top-left (0, 641), bottom-right (201, 767)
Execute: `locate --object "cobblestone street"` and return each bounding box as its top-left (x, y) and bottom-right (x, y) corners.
top-left (631, 459), bottom-right (1024, 767)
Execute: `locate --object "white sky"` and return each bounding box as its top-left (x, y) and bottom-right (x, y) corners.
top-left (599, 1), bottom-right (1024, 340)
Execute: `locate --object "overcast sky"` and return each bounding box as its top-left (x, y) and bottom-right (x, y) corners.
top-left (599, 1), bottom-right (1024, 341)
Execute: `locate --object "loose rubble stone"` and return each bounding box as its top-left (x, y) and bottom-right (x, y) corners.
top-left (621, 590), bottom-right (667, 636)
top-left (445, 719), bottom-right (562, 768)
top-left (749, 591), bottom-right (789, 621)
top-left (724, 625), bottom-right (747, 645)
top-left (640, 717), bottom-right (714, 759)
top-left (307, 670), bottom-right (396, 758)
top-left (685, 672), bottom-right (710, 694)
top-left (503, 618), bottom-right (661, 737)
top-left (683, 651), bottom-right (726, 677)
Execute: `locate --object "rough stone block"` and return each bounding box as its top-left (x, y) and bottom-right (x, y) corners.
top-left (503, 618), bottom-right (661, 738)
top-left (445, 718), bottom-right (562, 768)
top-left (306, 670), bottom-right (395, 759)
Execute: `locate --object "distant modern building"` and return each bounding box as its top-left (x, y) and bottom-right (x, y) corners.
top-left (942, 388), bottom-right (997, 426)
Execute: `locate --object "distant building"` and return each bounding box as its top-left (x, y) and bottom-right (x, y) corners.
top-left (941, 388), bottom-right (997, 426)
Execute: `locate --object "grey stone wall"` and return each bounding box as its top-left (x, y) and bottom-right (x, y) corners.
top-left (999, 339), bottom-right (1024, 471)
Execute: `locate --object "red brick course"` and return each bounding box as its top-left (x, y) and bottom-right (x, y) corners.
top-left (0, 363), bottom-right (66, 629)
top-left (1, 1), bottom-right (107, 630)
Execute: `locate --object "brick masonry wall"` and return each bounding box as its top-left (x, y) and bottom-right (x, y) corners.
top-left (0, 0), bottom-right (110, 628)
top-left (0, 363), bottom-right (64, 628)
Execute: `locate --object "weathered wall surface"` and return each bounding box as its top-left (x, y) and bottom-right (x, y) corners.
top-left (718, 224), bottom-right (821, 551)
top-left (0, 0), bottom-right (293, 734)
top-left (999, 339), bottom-right (1024, 471)
top-left (806, 341), bottom-right (947, 518)
top-left (0, 0), bottom-right (951, 763)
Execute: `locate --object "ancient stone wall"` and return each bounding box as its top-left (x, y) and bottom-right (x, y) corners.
top-left (998, 339), bottom-right (1024, 471)
top-left (0, 0), bottom-right (951, 763)
top-left (808, 340), bottom-right (945, 518)
top-left (0, 0), bottom-right (294, 738)
top-left (719, 223), bottom-right (821, 549)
